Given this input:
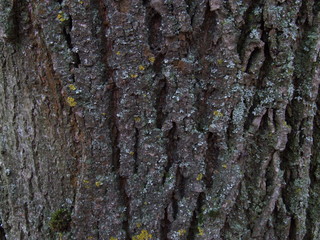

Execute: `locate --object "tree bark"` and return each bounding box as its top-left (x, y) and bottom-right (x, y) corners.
top-left (0, 0), bottom-right (320, 239)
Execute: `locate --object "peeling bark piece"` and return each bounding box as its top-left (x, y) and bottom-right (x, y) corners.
top-left (209, 0), bottom-right (222, 11)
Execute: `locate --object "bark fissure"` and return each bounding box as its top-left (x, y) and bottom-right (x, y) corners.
top-left (155, 77), bottom-right (167, 129)
top-left (0, 222), bottom-right (6, 240)
top-left (119, 176), bottom-right (131, 240)
top-left (164, 122), bottom-right (177, 176)
top-left (204, 132), bottom-right (218, 188)
top-left (110, 87), bottom-right (120, 172)
top-left (133, 128), bottom-right (139, 174)
top-left (236, 0), bottom-right (263, 62)
top-left (186, 192), bottom-right (204, 240)
top-left (160, 206), bottom-right (170, 240)
top-left (146, 7), bottom-right (163, 54)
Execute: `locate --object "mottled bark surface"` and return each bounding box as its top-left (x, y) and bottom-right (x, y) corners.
top-left (0, 0), bottom-right (320, 239)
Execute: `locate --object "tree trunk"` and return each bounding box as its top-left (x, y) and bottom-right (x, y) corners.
top-left (0, 0), bottom-right (320, 239)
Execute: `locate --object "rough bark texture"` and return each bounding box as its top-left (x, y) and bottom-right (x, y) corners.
top-left (0, 0), bottom-right (320, 239)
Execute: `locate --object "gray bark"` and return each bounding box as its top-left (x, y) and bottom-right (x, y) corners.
top-left (0, 0), bottom-right (320, 239)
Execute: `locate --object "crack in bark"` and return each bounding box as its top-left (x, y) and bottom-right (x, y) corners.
top-left (252, 152), bottom-right (282, 238)
top-left (160, 205), bottom-right (170, 240)
top-left (236, 0), bottom-right (264, 61)
top-left (146, 7), bottom-right (163, 54)
top-left (23, 202), bottom-right (30, 237)
top-left (0, 221), bottom-right (6, 240)
top-left (195, 2), bottom-right (217, 54)
top-left (204, 132), bottom-right (219, 188)
top-left (288, 217), bottom-right (297, 240)
top-left (60, 12), bottom-right (81, 72)
top-left (155, 77), bottom-right (167, 129)
top-left (186, 192), bottom-right (204, 240)
top-left (174, 169), bottom-right (185, 217)
top-left (164, 122), bottom-right (177, 177)
top-left (256, 30), bottom-right (273, 89)
top-left (119, 176), bottom-right (131, 240)
top-left (110, 88), bottom-right (120, 172)
top-left (133, 128), bottom-right (139, 174)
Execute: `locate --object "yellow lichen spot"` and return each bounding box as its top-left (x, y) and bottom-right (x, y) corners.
top-left (129, 151), bottom-right (135, 156)
top-left (196, 173), bottom-right (203, 181)
top-left (134, 116), bottom-right (141, 122)
top-left (283, 121), bottom-right (290, 128)
top-left (67, 97), bottom-right (77, 107)
top-left (95, 181), bottom-right (103, 187)
top-left (116, 51), bottom-right (121, 56)
top-left (213, 110), bottom-right (223, 117)
top-left (57, 11), bottom-right (67, 22)
top-left (79, 0), bottom-right (84, 4)
top-left (222, 164), bottom-right (227, 169)
top-left (68, 84), bottom-right (77, 91)
top-left (143, 94), bottom-right (147, 97)
top-left (178, 229), bottom-right (187, 236)
top-left (130, 74), bottom-right (138, 78)
top-left (144, 201), bottom-right (148, 205)
top-left (138, 65), bottom-right (145, 71)
top-left (87, 237), bottom-right (94, 240)
top-left (109, 237), bottom-right (118, 240)
top-left (136, 222), bottom-right (142, 228)
top-left (217, 59), bottom-right (223, 65)
top-left (83, 180), bottom-right (90, 184)
top-left (198, 227), bottom-right (204, 236)
top-left (132, 229), bottom-right (152, 240)
top-left (148, 56), bottom-right (155, 64)
top-left (101, 113), bottom-right (107, 116)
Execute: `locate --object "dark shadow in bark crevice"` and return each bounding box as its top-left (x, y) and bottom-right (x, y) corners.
top-left (160, 205), bottom-right (170, 240)
top-left (162, 122), bottom-right (177, 184)
top-left (288, 217), bottom-right (297, 240)
top-left (185, 0), bottom-right (197, 18)
top-left (245, 47), bottom-right (262, 74)
top-left (133, 128), bottom-right (140, 174)
top-left (144, 3), bottom-right (167, 128)
top-left (110, 87), bottom-right (120, 171)
top-left (194, 2), bottom-right (217, 55)
top-left (119, 176), bottom-right (131, 240)
top-left (186, 192), bottom-right (205, 240)
top-left (155, 77), bottom-right (167, 129)
top-left (256, 30), bottom-right (273, 89)
top-left (145, 5), bottom-right (164, 54)
top-left (0, 217), bottom-right (6, 240)
top-left (237, 0), bottom-right (264, 62)
top-left (204, 132), bottom-right (219, 188)
top-left (175, 169), bottom-right (186, 203)
top-left (244, 104), bottom-right (256, 131)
